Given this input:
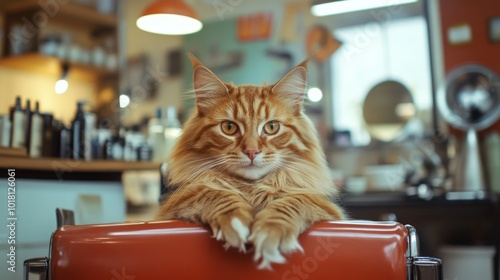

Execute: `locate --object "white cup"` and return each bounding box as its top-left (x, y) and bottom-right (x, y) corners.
top-left (345, 176), bottom-right (367, 194)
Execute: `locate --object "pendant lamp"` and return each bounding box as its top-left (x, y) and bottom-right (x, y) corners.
top-left (137, 0), bottom-right (202, 35)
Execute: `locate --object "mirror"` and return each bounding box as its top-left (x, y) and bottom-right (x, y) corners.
top-left (362, 80), bottom-right (416, 142)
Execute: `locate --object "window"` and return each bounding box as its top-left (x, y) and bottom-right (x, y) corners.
top-left (331, 17), bottom-right (432, 145)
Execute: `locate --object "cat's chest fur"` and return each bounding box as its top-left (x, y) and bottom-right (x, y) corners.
top-left (212, 170), bottom-right (302, 211)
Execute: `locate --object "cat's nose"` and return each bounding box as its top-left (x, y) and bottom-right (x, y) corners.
top-left (244, 149), bottom-right (261, 160)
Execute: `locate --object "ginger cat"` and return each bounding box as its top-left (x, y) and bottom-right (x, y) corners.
top-left (158, 54), bottom-right (345, 269)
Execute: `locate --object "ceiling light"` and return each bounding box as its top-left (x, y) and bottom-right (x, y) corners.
top-left (311, 0), bottom-right (418, 17)
top-left (55, 63), bottom-right (69, 94)
top-left (55, 79), bottom-right (68, 94)
top-left (137, 0), bottom-right (202, 35)
top-left (307, 87), bottom-right (323, 102)
top-left (119, 94), bottom-right (131, 108)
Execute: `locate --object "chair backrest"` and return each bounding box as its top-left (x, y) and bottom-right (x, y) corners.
top-left (52, 220), bottom-right (408, 280)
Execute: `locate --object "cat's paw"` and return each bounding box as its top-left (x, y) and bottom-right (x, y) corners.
top-left (249, 219), bottom-right (304, 270)
top-left (208, 207), bottom-right (252, 252)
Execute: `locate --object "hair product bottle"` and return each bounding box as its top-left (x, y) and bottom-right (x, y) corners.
top-left (29, 101), bottom-right (43, 158)
top-left (10, 97), bottom-right (25, 148)
top-left (70, 101), bottom-right (86, 159)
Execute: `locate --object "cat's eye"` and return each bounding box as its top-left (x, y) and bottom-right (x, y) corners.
top-left (263, 121), bottom-right (280, 135)
top-left (221, 121), bottom-right (239, 135)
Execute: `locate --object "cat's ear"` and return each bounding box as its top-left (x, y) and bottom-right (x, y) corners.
top-left (188, 53), bottom-right (228, 114)
top-left (271, 60), bottom-right (309, 114)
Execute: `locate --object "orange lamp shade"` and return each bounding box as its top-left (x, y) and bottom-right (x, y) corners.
top-left (137, 0), bottom-right (203, 35)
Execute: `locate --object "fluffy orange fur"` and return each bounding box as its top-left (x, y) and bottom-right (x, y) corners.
top-left (158, 54), bottom-right (345, 269)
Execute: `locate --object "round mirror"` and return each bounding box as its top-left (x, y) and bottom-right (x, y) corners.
top-left (362, 80), bottom-right (416, 142)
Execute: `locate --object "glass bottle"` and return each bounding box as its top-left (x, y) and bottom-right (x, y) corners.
top-left (70, 101), bottom-right (86, 159)
top-left (10, 97), bottom-right (25, 148)
top-left (29, 101), bottom-right (43, 158)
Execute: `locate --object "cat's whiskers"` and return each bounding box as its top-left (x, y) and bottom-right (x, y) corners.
top-left (170, 156), bottom-right (225, 176)
top-left (177, 155), bottom-right (224, 166)
top-left (273, 168), bottom-right (322, 195)
top-left (171, 157), bottom-right (227, 191)
top-left (262, 160), bottom-right (281, 174)
top-left (274, 161), bottom-right (314, 179)
top-left (280, 155), bottom-right (323, 172)
top-left (273, 159), bottom-right (320, 189)
top-left (220, 153), bottom-right (311, 177)
top-left (164, 157), bottom-right (230, 210)
top-left (221, 154), bottom-right (250, 166)
top-left (280, 154), bottom-right (324, 169)
top-left (287, 159), bottom-right (330, 183)
top-left (180, 158), bottom-right (229, 184)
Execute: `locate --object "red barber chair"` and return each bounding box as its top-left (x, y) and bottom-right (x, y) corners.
top-left (24, 209), bottom-right (442, 280)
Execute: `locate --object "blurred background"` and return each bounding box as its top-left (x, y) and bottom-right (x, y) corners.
top-left (0, 0), bottom-right (499, 279)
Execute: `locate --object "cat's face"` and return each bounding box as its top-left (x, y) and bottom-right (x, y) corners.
top-left (177, 54), bottom-right (315, 181)
top-left (196, 84), bottom-right (309, 181)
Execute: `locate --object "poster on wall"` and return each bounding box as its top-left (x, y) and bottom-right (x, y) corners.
top-left (237, 12), bottom-right (273, 42)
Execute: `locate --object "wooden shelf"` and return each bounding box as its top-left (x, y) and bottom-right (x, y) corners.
top-left (3, 0), bottom-right (117, 29)
top-left (0, 147), bottom-right (27, 157)
top-left (0, 156), bottom-right (160, 173)
top-left (0, 53), bottom-right (117, 82)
